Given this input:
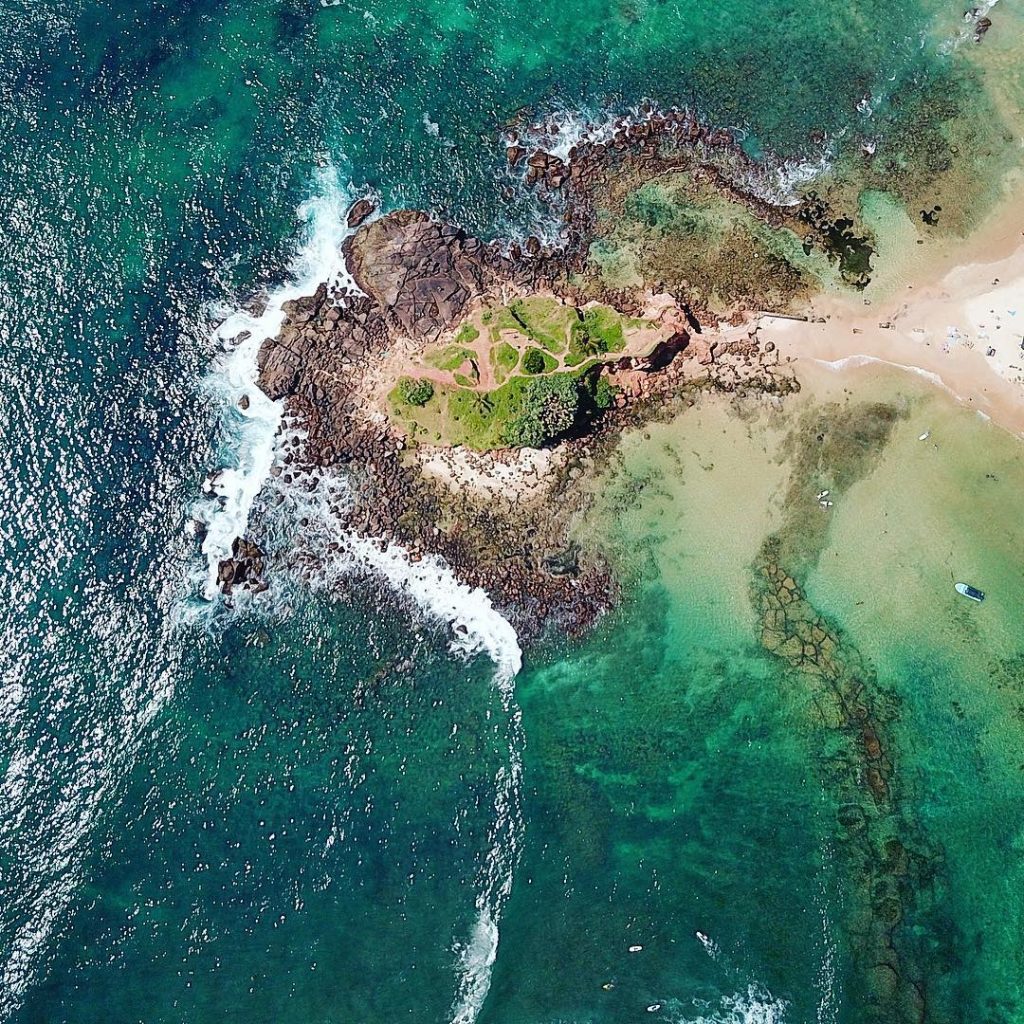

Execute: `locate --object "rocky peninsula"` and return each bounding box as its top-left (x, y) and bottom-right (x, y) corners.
top-left (224, 110), bottom-right (878, 637)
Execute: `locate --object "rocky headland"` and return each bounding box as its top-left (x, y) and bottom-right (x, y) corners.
top-left (224, 110), bottom-right (857, 638)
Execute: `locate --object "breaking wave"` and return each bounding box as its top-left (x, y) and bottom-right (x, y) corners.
top-left (191, 164), bottom-right (365, 601)
top-left (255, 455), bottom-right (524, 1024)
top-left (320, 532), bottom-right (523, 1024)
top-left (671, 985), bottom-right (790, 1024)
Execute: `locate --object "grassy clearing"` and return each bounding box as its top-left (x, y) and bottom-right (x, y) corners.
top-left (426, 344), bottom-right (476, 371)
top-left (484, 296), bottom-right (574, 354)
top-left (391, 294), bottom-right (661, 446)
top-left (566, 305), bottom-right (629, 366)
top-left (490, 340), bottom-right (520, 384)
top-left (453, 322), bottom-right (480, 344)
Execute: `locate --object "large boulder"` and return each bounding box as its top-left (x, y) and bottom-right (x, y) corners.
top-left (344, 210), bottom-right (487, 338)
top-left (346, 197), bottom-right (376, 228)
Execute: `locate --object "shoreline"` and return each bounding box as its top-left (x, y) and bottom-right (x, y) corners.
top-left (762, 203), bottom-right (1024, 437)
top-left (219, 117), bottom-right (1024, 637)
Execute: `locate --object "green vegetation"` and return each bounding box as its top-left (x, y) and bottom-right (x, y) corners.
top-left (487, 297), bottom-right (571, 354)
top-left (501, 375), bottom-right (581, 448)
top-left (593, 375), bottom-right (617, 410)
top-left (421, 297), bottom-right (653, 385)
top-left (453, 322), bottom-right (480, 344)
top-left (566, 306), bottom-right (628, 366)
top-left (522, 346), bottom-right (557, 375)
top-left (426, 344), bottom-right (475, 371)
top-left (489, 340), bottom-right (520, 385)
top-left (396, 376), bottom-right (435, 407)
top-left (388, 366), bottom-right (613, 450)
top-left (394, 296), bottom-right (657, 446)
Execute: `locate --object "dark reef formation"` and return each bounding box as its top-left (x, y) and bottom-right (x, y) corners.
top-left (752, 399), bottom-right (959, 1023)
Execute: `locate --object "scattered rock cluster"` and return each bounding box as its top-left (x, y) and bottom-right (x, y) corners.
top-left (506, 105), bottom-right (799, 257)
top-left (217, 537), bottom-right (267, 597)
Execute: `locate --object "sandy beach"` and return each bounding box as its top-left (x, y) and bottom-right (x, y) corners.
top-left (762, 194), bottom-right (1024, 436)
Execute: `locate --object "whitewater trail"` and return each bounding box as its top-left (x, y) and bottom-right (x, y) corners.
top-left (1, 166), bottom-right (376, 1022)
top-left (191, 149), bottom-right (523, 1023)
top-left (684, 986), bottom-right (790, 1024)
top-left (249, 446), bottom-right (525, 1024)
top-left (346, 539), bottom-right (525, 1024)
top-left (265, 456), bottom-right (524, 1022)
top-left (317, 530), bottom-right (525, 1024)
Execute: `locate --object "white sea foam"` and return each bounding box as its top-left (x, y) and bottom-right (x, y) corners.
top-left (450, 908), bottom-right (500, 1024)
top-left (814, 353), bottom-right (951, 395)
top-left (330, 530), bottom-right (524, 1024)
top-left (939, 0), bottom-right (1001, 53)
top-left (193, 164), bottom-right (365, 600)
top-left (760, 151), bottom-right (833, 206)
top-left (696, 930), bottom-right (722, 960)
top-left (814, 844), bottom-right (840, 1024)
top-left (337, 534), bottom-right (523, 688)
top-left (671, 985), bottom-right (790, 1024)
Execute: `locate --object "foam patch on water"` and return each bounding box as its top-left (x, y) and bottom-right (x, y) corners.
top-left (254, 455), bottom-right (524, 1024)
top-left (338, 534), bottom-right (523, 687)
top-left (939, 0), bottom-right (1001, 52)
top-left (814, 354), bottom-right (952, 395)
top-left (813, 844), bottom-right (840, 1024)
top-left (506, 102), bottom-right (628, 163)
top-left (193, 164), bottom-right (365, 601)
top-left (669, 985), bottom-right (790, 1024)
top-left (327, 532), bottom-right (524, 1024)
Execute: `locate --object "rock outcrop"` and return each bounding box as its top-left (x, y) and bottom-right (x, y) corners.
top-left (217, 537), bottom-right (267, 596)
top-left (239, 110), bottom-right (809, 634)
top-left (345, 210), bottom-right (488, 338)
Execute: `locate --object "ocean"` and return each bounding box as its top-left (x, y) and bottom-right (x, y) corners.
top-left (2, 1), bottom-right (1024, 1022)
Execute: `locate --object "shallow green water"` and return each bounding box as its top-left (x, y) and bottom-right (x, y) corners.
top-left (4, 0), bottom-right (1024, 1022)
top-left (557, 374), bottom-right (1024, 1022)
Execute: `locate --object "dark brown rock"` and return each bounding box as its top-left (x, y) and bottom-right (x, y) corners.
top-left (347, 198), bottom-right (376, 228)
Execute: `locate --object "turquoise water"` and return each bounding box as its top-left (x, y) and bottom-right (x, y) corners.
top-left (3, 1), bottom-right (1024, 1022)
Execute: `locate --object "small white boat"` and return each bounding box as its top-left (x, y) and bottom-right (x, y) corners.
top-left (955, 582), bottom-right (985, 602)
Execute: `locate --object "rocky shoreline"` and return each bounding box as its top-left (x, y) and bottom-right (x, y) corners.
top-left (221, 112), bottom-right (817, 638)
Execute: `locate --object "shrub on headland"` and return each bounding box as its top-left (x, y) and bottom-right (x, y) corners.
top-left (398, 377), bottom-right (435, 406)
top-left (498, 369), bottom-right (618, 448)
top-left (522, 347), bottom-right (547, 375)
top-left (501, 374), bottom-right (581, 448)
top-left (593, 374), bottom-right (616, 410)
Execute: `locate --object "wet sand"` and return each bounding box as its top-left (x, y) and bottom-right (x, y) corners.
top-left (762, 183), bottom-right (1024, 436)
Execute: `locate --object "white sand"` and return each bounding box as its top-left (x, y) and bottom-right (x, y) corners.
top-left (761, 235), bottom-right (1024, 436)
top-left (416, 444), bottom-right (562, 504)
